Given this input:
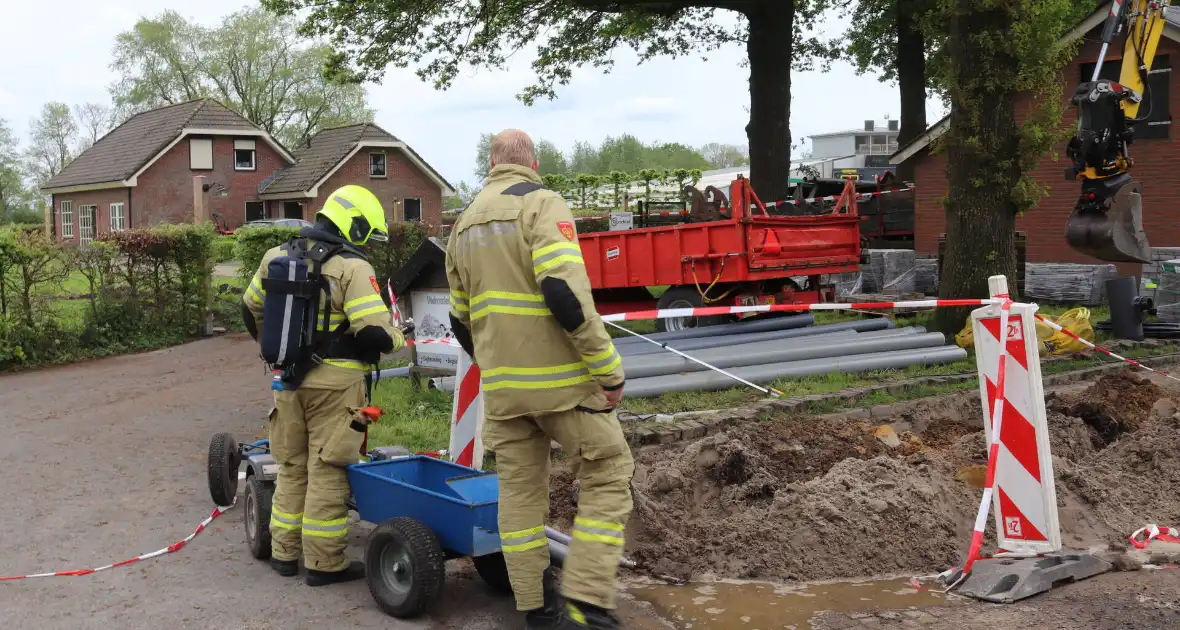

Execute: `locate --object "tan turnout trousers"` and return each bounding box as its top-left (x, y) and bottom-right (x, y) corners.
top-left (268, 379), bottom-right (367, 571)
top-left (484, 406), bottom-right (635, 611)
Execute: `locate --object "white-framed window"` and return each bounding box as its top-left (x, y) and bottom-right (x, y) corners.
top-left (403, 197), bottom-right (422, 222)
top-left (190, 138), bottom-right (213, 170)
top-left (78, 205), bottom-right (96, 246)
top-left (369, 152), bottom-right (387, 178)
top-left (109, 202), bottom-right (126, 232)
top-left (234, 139), bottom-right (256, 171)
top-left (60, 200), bottom-right (74, 238)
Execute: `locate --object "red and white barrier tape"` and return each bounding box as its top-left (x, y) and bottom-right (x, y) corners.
top-left (600, 298), bottom-right (1001, 322)
top-left (954, 296), bottom-right (1015, 585)
top-left (1129, 524), bottom-right (1180, 549)
top-left (0, 503), bottom-right (234, 582)
top-left (569, 187), bottom-right (915, 222)
top-left (1033, 314), bottom-right (1180, 384)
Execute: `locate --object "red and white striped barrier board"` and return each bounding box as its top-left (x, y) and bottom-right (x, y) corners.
top-left (0, 504), bottom-right (234, 581)
top-left (1129, 524), bottom-right (1180, 550)
top-left (601, 299), bottom-right (1001, 322)
top-left (964, 276), bottom-right (1061, 571)
top-left (449, 350), bottom-right (485, 469)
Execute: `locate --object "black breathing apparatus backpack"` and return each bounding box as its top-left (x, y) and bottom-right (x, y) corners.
top-left (259, 235), bottom-right (368, 390)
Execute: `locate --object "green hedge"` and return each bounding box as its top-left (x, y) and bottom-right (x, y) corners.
top-left (212, 235), bottom-right (237, 263)
top-left (0, 223), bottom-right (216, 371)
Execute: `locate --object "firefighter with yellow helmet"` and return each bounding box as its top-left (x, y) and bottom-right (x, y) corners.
top-left (445, 130), bottom-right (632, 629)
top-left (242, 184), bottom-right (405, 585)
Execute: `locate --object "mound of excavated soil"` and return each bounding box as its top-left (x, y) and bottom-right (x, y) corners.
top-left (549, 370), bottom-right (1180, 582)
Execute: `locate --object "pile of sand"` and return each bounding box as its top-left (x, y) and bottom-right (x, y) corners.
top-left (550, 371), bottom-right (1180, 582)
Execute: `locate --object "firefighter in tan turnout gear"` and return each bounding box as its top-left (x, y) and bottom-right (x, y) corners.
top-left (242, 184), bottom-right (404, 586)
top-left (445, 130), bottom-right (633, 629)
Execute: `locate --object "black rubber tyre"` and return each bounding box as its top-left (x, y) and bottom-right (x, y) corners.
top-left (207, 432), bottom-right (239, 506)
top-left (471, 552), bottom-right (513, 594)
top-left (655, 286), bottom-right (729, 333)
top-left (245, 475), bottom-right (273, 560)
top-left (365, 517), bottom-right (447, 618)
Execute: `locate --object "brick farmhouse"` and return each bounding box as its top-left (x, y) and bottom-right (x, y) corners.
top-left (891, 2), bottom-right (1178, 275)
top-left (42, 99), bottom-right (454, 243)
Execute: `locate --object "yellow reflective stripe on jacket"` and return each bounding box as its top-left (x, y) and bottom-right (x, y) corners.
top-left (270, 508), bottom-right (303, 531)
top-left (323, 358), bottom-right (368, 370)
top-left (532, 242), bottom-right (583, 275)
top-left (583, 345), bottom-right (622, 376)
top-left (481, 362), bottom-right (594, 391)
top-left (245, 276), bottom-right (265, 306)
top-left (450, 289), bottom-right (470, 313)
top-left (302, 515), bottom-right (349, 538)
top-left (314, 312), bottom-right (348, 331)
top-left (343, 294), bottom-right (388, 322)
top-left (469, 290), bottom-right (551, 321)
top-left (572, 516), bottom-right (625, 546)
top-left (501, 525), bottom-right (547, 553)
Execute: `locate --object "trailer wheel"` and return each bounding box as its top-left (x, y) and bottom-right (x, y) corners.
top-left (245, 475), bottom-right (273, 559)
top-left (208, 433), bottom-right (239, 507)
top-left (656, 287), bottom-right (728, 333)
top-left (365, 517), bottom-right (446, 618)
top-left (472, 552), bottom-right (513, 594)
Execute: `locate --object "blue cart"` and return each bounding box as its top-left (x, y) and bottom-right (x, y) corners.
top-left (207, 433), bottom-right (513, 618)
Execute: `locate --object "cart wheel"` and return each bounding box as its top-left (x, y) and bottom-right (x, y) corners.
top-left (365, 517), bottom-right (446, 618)
top-left (245, 475), bottom-right (273, 560)
top-left (472, 552), bottom-right (513, 594)
top-left (656, 287), bottom-right (728, 333)
top-left (208, 433), bottom-right (239, 506)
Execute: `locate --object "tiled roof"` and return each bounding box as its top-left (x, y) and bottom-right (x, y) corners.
top-left (43, 99), bottom-right (260, 190)
top-left (261, 123), bottom-right (454, 195)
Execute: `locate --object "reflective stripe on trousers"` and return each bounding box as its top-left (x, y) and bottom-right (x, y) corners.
top-left (532, 242), bottom-right (584, 275)
top-left (501, 525), bottom-right (548, 553)
top-left (270, 508), bottom-right (303, 531)
top-left (572, 517), bottom-right (625, 546)
top-left (302, 515), bottom-right (349, 539)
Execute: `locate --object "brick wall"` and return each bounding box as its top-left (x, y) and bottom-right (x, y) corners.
top-left (912, 32), bottom-right (1180, 270)
top-left (135, 135), bottom-right (290, 230)
top-left (52, 188), bottom-right (133, 243)
top-left (309, 148), bottom-right (443, 229)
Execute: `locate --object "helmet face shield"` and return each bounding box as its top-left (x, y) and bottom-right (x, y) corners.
top-left (368, 229), bottom-right (390, 243)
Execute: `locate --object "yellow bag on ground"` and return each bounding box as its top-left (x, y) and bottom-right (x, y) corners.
top-left (1039, 307), bottom-right (1094, 355)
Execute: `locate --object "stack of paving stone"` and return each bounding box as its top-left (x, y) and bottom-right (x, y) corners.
top-left (1024, 263), bottom-right (1117, 305)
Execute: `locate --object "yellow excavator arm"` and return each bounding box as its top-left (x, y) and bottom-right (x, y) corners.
top-left (1065, 0), bottom-right (1179, 263)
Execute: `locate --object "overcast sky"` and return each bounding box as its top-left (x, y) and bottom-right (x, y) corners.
top-left (1, 1), bottom-right (948, 189)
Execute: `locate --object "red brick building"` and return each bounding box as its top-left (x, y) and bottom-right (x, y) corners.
top-left (42, 99), bottom-right (453, 242)
top-left (258, 123), bottom-right (452, 228)
top-left (892, 3), bottom-right (1179, 273)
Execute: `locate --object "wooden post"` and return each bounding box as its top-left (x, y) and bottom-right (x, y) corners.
top-left (192, 175), bottom-right (214, 335)
top-left (193, 176), bottom-right (207, 224)
top-left (43, 199), bottom-right (52, 237)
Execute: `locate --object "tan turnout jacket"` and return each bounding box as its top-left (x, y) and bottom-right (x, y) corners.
top-left (445, 164), bottom-right (624, 420)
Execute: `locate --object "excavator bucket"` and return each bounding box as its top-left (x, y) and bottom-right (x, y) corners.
top-left (1065, 180), bottom-right (1152, 263)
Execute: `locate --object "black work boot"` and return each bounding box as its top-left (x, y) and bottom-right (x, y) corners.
top-left (525, 568), bottom-right (564, 629)
top-left (306, 560), bottom-right (366, 587)
top-left (269, 557), bottom-right (298, 577)
top-left (560, 599), bottom-right (621, 629)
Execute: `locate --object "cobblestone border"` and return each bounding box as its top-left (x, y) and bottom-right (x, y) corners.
top-left (623, 345), bottom-right (1180, 449)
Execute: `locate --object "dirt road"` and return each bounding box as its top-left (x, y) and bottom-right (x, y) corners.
top-left (0, 334), bottom-right (539, 630)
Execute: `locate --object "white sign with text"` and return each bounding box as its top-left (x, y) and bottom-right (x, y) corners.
top-left (410, 289), bottom-right (458, 371)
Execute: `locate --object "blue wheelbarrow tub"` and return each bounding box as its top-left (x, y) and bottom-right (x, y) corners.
top-left (347, 456), bottom-right (501, 558)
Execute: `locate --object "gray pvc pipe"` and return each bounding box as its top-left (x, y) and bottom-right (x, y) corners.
top-left (623, 332), bottom-right (949, 380)
top-left (619, 318), bottom-right (896, 356)
top-left (372, 367), bottom-right (410, 380)
top-left (623, 345), bottom-right (969, 398)
top-left (545, 527), bottom-right (635, 569)
top-left (611, 313), bottom-right (815, 345)
top-left (427, 326), bottom-right (932, 393)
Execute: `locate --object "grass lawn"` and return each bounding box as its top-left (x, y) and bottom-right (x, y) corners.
top-left (367, 377), bottom-right (452, 452)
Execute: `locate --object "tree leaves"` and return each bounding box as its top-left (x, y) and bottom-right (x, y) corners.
top-left (110, 7), bottom-right (372, 148)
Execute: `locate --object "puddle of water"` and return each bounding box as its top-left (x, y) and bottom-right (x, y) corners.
top-left (625, 577), bottom-right (961, 629)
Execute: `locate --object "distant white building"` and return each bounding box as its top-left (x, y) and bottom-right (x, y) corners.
top-left (808, 119), bottom-right (900, 168)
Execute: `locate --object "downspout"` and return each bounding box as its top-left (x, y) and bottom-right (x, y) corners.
top-left (127, 186), bottom-right (132, 230)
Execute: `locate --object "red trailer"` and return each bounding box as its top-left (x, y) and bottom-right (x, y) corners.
top-left (580, 176), bottom-right (863, 332)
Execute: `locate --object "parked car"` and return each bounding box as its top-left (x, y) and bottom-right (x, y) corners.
top-left (234, 218), bottom-right (314, 233)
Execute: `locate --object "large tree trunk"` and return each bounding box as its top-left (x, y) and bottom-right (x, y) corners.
top-left (745, 1), bottom-right (794, 204)
top-left (894, 0), bottom-right (927, 182)
top-left (933, 0), bottom-right (1021, 334)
